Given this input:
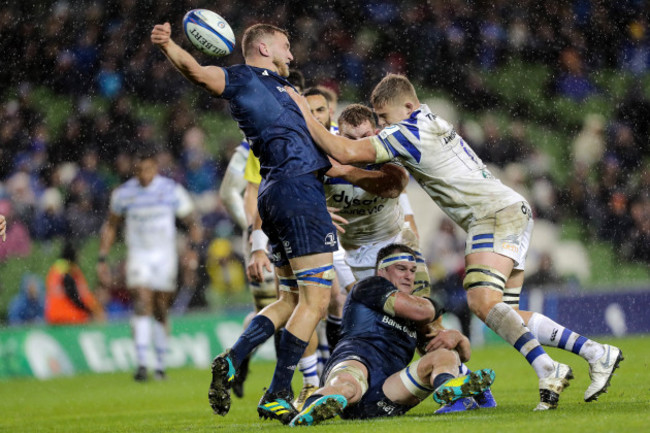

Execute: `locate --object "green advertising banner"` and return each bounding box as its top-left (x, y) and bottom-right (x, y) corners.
top-left (0, 312), bottom-right (277, 380)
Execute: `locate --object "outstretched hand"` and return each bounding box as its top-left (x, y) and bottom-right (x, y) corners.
top-left (151, 22), bottom-right (172, 47)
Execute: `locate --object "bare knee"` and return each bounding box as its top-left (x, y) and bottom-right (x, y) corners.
top-left (328, 374), bottom-right (364, 402)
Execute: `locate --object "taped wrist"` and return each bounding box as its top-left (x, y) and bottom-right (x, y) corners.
top-left (250, 229), bottom-right (269, 253)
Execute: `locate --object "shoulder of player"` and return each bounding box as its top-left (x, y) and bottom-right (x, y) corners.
top-left (351, 276), bottom-right (396, 298)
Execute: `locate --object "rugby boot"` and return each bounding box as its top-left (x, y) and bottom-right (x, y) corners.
top-left (208, 351), bottom-right (236, 415)
top-left (433, 368), bottom-right (496, 405)
top-left (289, 394), bottom-right (348, 427)
top-left (232, 355), bottom-right (251, 398)
top-left (585, 344), bottom-right (623, 402)
top-left (534, 362), bottom-right (573, 411)
top-left (474, 388), bottom-right (497, 408)
top-left (133, 366), bottom-right (148, 382)
top-left (153, 369), bottom-right (167, 381)
top-left (257, 389), bottom-right (298, 425)
top-left (434, 397), bottom-right (479, 414)
top-left (294, 384), bottom-right (319, 411)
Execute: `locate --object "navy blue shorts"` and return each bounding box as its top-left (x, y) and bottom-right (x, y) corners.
top-left (258, 173), bottom-right (338, 267)
top-left (323, 343), bottom-right (415, 420)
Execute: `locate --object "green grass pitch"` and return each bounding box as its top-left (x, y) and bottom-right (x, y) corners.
top-left (1, 335), bottom-right (647, 433)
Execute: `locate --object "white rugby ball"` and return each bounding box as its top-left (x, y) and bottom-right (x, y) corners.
top-left (182, 9), bottom-right (235, 57)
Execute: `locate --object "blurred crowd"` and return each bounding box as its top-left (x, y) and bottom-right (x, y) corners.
top-left (1, 0), bottom-right (649, 324)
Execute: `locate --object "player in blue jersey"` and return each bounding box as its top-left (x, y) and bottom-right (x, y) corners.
top-left (289, 243), bottom-right (495, 426)
top-left (151, 22), bottom-right (339, 423)
top-left (287, 74), bottom-right (622, 410)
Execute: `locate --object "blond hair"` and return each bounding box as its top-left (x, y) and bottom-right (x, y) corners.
top-left (242, 24), bottom-right (289, 58)
top-left (370, 74), bottom-right (418, 108)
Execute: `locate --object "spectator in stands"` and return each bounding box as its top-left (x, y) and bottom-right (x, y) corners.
top-left (0, 213), bottom-right (5, 241)
top-left (525, 252), bottom-right (565, 289)
top-left (31, 188), bottom-right (68, 241)
top-left (44, 241), bottom-right (105, 324)
top-left (425, 218), bottom-right (472, 338)
top-left (553, 47), bottom-right (597, 102)
top-left (623, 192), bottom-right (650, 263)
top-left (8, 274), bottom-right (44, 326)
top-left (572, 113), bottom-right (606, 169)
top-left (0, 199), bottom-right (31, 262)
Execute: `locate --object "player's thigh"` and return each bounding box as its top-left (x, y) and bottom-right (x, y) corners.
top-left (290, 252), bottom-right (335, 311)
top-left (132, 286), bottom-right (154, 315)
top-left (259, 175), bottom-right (338, 267)
top-left (152, 291), bottom-right (174, 322)
top-left (465, 201), bottom-right (533, 273)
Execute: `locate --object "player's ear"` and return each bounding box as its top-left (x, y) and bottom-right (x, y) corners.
top-left (258, 41), bottom-right (270, 57)
top-left (405, 101), bottom-right (415, 114)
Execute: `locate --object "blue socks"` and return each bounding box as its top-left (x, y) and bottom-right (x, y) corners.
top-left (230, 315), bottom-right (275, 368)
top-left (268, 328), bottom-right (309, 394)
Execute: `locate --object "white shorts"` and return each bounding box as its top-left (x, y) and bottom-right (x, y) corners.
top-left (127, 249), bottom-right (178, 292)
top-left (465, 201), bottom-right (533, 271)
top-left (333, 242), bottom-right (356, 290)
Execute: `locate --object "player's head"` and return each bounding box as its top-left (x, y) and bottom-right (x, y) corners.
top-left (370, 74), bottom-right (420, 128)
top-left (375, 243), bottom-right (417, 293)
top-left (303, 87), bottom-right (332, 130)
top-left (242, 24), bottom-right (292, 77)
top-left (133, 146), bottom-right (159, 187)
top-left (288, 69), bottom-right (306, 93)
top-left (316, 85), bottom-right (338, 119)
top-left (338, 104), bottom-right (377, 140)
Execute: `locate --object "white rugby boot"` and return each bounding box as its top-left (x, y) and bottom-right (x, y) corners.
top-left (584, 344), bottom-right (623, 402)
top-left (534, 362), bottom-right (574, 411)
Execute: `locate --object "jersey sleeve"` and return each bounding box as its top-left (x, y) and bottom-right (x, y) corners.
top-left (243, 150), bottom-right (263, 185)
top-left (174, 184), bottom-right (195, 218)
top-left (399, 193), bottom-right (414, 216)
top-left (350, 276), bottom-right (399, 316)
top-left (221, 65), bottom-right (252, 100)
top-left (373, 123), bottom-right (423, 164)
top-left (109, 189), bottom-right (124, 216)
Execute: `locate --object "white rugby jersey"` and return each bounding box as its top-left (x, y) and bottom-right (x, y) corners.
top-left (110, 175), bottom-right (194, 252)
top-left (370, 104), bottom-right (525, 230)
top-left (324, 165), bottom-right (404, 247)
top-left (219, 141), bottom-right (250, 230)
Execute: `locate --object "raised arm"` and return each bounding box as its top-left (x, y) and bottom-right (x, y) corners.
top-left (151, 22), bottom-right (226, 96)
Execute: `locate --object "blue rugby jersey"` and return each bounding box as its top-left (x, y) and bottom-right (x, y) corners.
top-left (221, 65), bottom-right (331, 193)
top-left (338, 276), bottom-right (418, 374)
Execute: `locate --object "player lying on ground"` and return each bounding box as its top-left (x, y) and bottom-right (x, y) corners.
top-left (288, 243), bottom-right (495, 426)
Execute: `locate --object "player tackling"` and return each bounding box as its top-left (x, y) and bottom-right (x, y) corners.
top-left (288, 74), bottom-right (622, 410)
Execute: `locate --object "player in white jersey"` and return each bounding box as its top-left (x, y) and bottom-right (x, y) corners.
top-left (97, 147), bottom-right (203, 382)
top-left (328, 104), bottom-right (429, 291)
top-left (288, 74), bottom-right (622, 410)
top-left (219, 140), bottom-right (250, 233)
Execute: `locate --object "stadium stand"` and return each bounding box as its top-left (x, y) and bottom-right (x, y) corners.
top-left (0, 0), bottom-right (648, 322)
